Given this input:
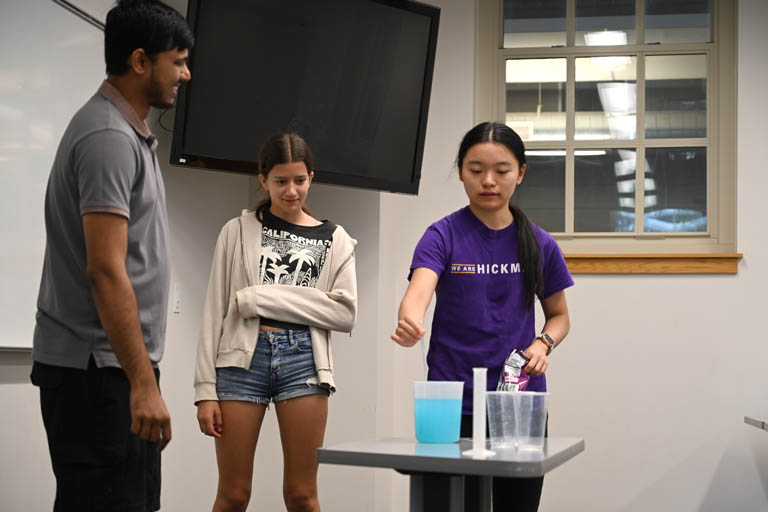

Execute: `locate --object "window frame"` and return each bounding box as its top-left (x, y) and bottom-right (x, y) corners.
top-left (475, 0), bottom-right (737, 255)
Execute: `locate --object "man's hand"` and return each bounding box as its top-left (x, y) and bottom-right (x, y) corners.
top-left (522, 338), bottom-right (549, 376)
top-left (196, 400), bottom-right (223, 438)
top-left (129, 381), bottom-right (172, 451)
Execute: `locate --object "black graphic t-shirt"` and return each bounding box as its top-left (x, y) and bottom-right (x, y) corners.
top-left (259, 209), bottom-right (336, 329)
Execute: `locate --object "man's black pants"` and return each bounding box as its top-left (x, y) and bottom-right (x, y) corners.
top-left (31, 357), bottom-right (161, 512)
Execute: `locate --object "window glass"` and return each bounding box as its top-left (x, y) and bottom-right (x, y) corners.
top-left (576, 0), bottom-right (636, 46)
top-left (575, 149), bottom-right (636, 232)
top-left (645, 55), bottom-right (707, 139)
top-left (644, 147), bottom-right (707, 232)
top-left (513, 151), bottom-right (566, 232)
top-left (503, 0), bottom-right (566, 48)
top-left (645, 0), bottom-right (711, 43)
top-left (575, 56), bottom-right (637, 140)
top-left (506, 58), bottom-right (567, 141)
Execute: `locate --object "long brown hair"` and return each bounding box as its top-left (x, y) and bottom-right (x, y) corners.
top-left (254, 133), bottom-right (314, 222)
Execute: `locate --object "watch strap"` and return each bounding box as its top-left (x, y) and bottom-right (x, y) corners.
top-left (537, 333), bottom-right (555, 355)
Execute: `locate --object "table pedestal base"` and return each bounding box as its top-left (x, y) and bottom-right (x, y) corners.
top-left (408, 473), bottom-right (491, 512)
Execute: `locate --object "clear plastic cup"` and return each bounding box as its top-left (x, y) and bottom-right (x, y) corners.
top-left (486, 391), bottom-right (516, 448)
top-left (486, 391), bottom-right (548, 450)
top-left (413, 381), bottom-right (464, 443)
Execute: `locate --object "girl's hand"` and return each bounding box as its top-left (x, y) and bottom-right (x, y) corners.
top-left (392, 268), bottom-right (437, 348)
top-left (523, 338), bottom-right (549, 376)
top-left (196, 400), bottom-right (223, 438)
top-left (391, 316), bottom-right (426, 347)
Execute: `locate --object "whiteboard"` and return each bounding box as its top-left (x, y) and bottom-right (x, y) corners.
top-left (0, 0), bottom-right (105, 349)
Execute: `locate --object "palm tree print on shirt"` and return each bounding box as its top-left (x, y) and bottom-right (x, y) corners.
top-left (260, 245), bottom-right (280, 282)
top-left (260, 221), bottom-right (332, 287)
top-left (288, 248), bottom-right (316, 285)
top-left (268, 262), bottom-right (291, 284)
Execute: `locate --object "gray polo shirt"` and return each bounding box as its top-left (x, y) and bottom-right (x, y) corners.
top-left (33, 81), bottom-right (170, 369)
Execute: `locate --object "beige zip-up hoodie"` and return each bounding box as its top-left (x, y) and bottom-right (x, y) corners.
top-left (194, 209), bottom-right (357, 404)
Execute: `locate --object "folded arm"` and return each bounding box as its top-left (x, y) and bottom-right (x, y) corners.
top-left (236, 254), bottom-right (357, 332)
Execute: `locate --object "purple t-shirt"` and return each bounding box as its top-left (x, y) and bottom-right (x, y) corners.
top-left (410, 206), bottom-right (574, 414)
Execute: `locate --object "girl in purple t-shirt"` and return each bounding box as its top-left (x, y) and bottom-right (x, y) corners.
top-left (391, 122), bottom-right (574, 511)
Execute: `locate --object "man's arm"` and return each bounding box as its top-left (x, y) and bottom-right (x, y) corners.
top-left (83, 213), bottom-right (171, 451)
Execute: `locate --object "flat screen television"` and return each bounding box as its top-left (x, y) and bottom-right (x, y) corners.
top-left (171, 0), bottom-right (440, 194)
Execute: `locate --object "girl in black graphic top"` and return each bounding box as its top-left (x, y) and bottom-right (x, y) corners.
top-left (195, 133), bottom-right (357, 512)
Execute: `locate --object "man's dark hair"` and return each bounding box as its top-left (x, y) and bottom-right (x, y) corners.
top-left (105, 0), bottom-right (194, 76)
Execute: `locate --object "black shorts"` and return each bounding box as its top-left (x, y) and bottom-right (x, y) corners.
top-left (31, 357), bottom-right (161, 512)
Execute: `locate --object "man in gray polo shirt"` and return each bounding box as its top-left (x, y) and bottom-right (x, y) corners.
top-left (30, 1), bottom-right (192, 510)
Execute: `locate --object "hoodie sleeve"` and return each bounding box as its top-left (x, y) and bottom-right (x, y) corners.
top-left (236, 247), bottom-right (357, 333)
top-left (194, 225), bottom-right (232, 403)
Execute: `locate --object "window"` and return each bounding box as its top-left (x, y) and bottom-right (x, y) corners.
top-left (476, 0), bottom-right (737, 258)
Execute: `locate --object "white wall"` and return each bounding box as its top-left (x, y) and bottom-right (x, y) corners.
top-left (3, 0), bottom-right (768, 511)
top-left (0, 350), bottom-right (54, 509)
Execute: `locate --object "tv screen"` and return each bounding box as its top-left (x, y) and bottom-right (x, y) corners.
top-left (171, 0), bottom-right (440, 194)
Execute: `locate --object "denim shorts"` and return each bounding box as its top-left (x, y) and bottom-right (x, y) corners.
top-left (216, 328), bottom-right (329, 406)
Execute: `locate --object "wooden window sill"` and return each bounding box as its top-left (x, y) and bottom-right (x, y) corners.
top-left (564, 254), bottom-right (743, 274)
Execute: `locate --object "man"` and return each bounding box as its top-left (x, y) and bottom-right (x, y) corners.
top-left (30, 1), bottom-right (193, 510)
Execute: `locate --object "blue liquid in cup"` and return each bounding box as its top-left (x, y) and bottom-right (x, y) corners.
top-left (414, 398), bottom-right (462, 443)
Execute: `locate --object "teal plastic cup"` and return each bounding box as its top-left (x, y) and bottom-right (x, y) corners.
top-left (413, 381), bottom-right (464, 443)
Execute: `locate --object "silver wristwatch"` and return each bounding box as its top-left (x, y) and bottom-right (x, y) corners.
top-left (536, 333), bottom-right (555, 355)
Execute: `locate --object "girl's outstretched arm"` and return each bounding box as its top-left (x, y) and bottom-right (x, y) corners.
top-left (391, 267), bottom-right (439, 347)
